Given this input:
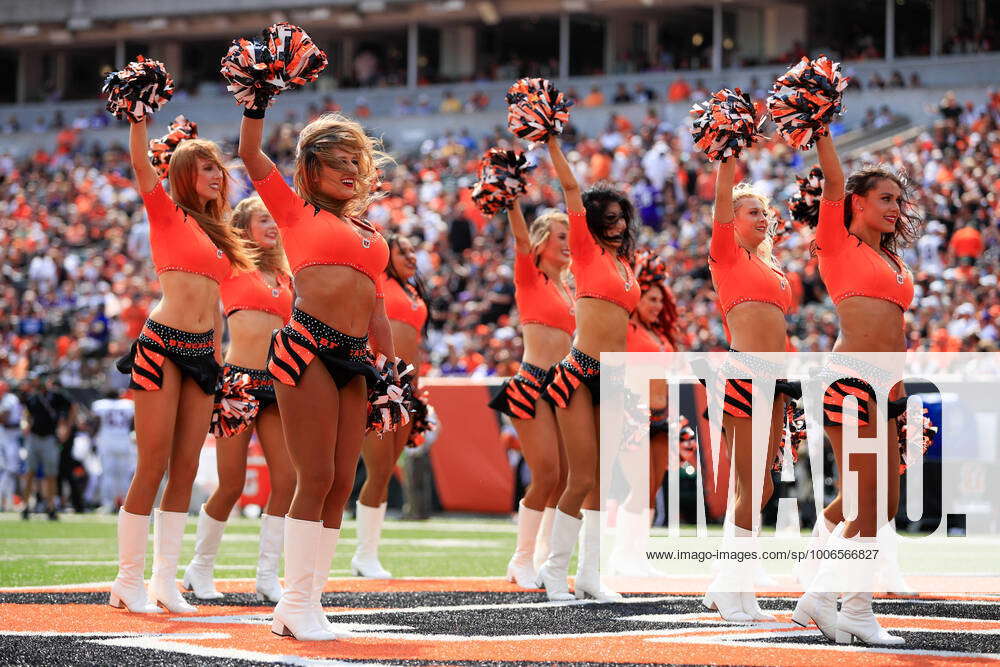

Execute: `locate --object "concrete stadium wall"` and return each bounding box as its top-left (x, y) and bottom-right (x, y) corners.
top-left (0, 52), bottom-right (996, 155)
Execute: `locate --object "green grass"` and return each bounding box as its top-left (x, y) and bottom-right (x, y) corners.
top-left (0, 512), bottom-right (524, 587)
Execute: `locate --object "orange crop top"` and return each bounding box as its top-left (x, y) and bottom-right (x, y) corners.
top-left (815, 199), bottom-right (914, 310)
top-left (142, 181), bottom-right (232, 284)
top-left (709, 219), bottom-right (793, 317)
top-left (626, 321), bottom-right (674, 352)
top-left (221, 269), bottom-right (293, 321)
top-left (514, 251), bottom-right (575, 336)
top-left (253, 167), bottom-right (388, 297)
top-left (568, 211), bottom-right (640, 313)
top-left (383, 275), bottom-right (428, 334)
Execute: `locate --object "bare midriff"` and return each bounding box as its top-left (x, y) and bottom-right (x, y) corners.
top-left (225, 310), bottom-right (286, 369)
top-left (522, 323), bottom-right (573, 369)
top-left (293, 265), bottom-right (377, 337)
top-left (574, 297), bottom-right (629, 357)
top-left (726, 302), bottom-right (788, 353)
top-left (833, 297), bottom-right (906, 353)
top-left (149, 271), bottom-right (221, 332)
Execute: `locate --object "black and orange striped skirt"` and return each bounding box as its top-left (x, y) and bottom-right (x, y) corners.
top-left (116, 319), bottom-right (220, 395)
top-left (266, 308), bottom-right (379, 390)
top-left (488, 362), bottom-right (554, 420)
top-left (543, 347), bottom-right (602, 408)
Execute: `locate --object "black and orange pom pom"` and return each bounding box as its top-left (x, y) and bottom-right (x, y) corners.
top-left (690, 88), bottom-right (764, 162)
top-left (505, 78), bottom-right (573, 144)
top-left (767, 56), bottom-right (849, 150)
top-left (103, 56), bottom-right (174, 123)
top-left (471, 148), bottom-right (534, 216)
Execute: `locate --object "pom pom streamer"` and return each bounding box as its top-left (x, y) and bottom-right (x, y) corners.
top-left (505, 78), bottom-right (573, 144)
top-left (471, 148), bottom-right (534, 216)
top-left (367, 355), bottom-right (415, 436)
top-left (102, 56), bottom-right (174, 122)
top-left (148, 115), bottom-right (198, 178)
top-left (221, 22), bottom-right (327, 112)
top-left (210, 371), bottom-right (259, 439)
top-left (787, 166), bottom-right (824, 228)
top-left (690, 88), bottom-right (764, 162)
top-left (896, 407), bottom-right (938, 474)
top-left (406, 389), bottom-right (437, 448)
top-left (767, 56), bottom-right (849, 150)
top-left (650, 410), bottom-right (697, 469)
top-left (774, 401), bottom-right (806, 472)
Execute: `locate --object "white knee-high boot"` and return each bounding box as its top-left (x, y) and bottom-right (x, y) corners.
top-left (255, 514), bottom-right (285, 602)
top-left (703, 521), bottom-right (752, 622)
top-left (351, 502), bottom-right (391, 578)
top-left (574, 509), bottom-right (622, 602)
top-left (182, 505), bottom-right (226, 600)
top-left (533, 507), bottom-right (556, 572)
top-left (311, 526), bottom-right (351, 638)
top-left (836, 528), bottom-right (905, 646)
top-left (795, 514), bottom-right (836, 589)
top-left (148, 509), bottom-right (197, 613)
top-left (271, 517), bottom-right (336, 641)
top-left (534, 510), bottom-right (580, 601)
top-left (109, 509), bottom-right (162, 613)
top-left (876, 520), bottom-right (915, 596)
top-left (506, 500), bottom-right (543, 588)
top-left (611, 507), bottom-right (658, 577)
top-left (792, 522), bottom-right (845, 640)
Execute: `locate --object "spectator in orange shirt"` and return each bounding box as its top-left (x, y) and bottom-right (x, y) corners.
top-left (667, 77), bottom-right (692, 103)
top-left (589, 149), bottom-right (612, 182)
top-left (582, 86), bottom-right (605, 107)
top-left (949, 222), bottom-right (984, 259)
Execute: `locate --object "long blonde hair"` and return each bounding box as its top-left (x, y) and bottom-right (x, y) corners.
top-left (231, 195), bottom-right (291, 277)
top-left (293, 113), bottom-right (392, 219)
top-left (168, 139), bottom-right (257, 271)
top-left (732, 183), bottom-right (780, 271)
top-left (528, 210), bottom-right (570, 281)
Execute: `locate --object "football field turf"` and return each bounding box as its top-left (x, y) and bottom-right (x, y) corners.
top-left (3, 512), bottom-right (1000, 666)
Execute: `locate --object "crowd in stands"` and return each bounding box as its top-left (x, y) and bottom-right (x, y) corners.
top-left (1, 89), bottom-right (998, 395)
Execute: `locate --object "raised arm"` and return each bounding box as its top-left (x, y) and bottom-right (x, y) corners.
top-left (546, 135), bottom-right (584, 214)
top-left (712, 160), bottom-right (736, 224)
top-left (708, 160), bottom-right (738, 263)
top-left (238, 115), bottom-right (275, 182)
top-left (129, 119), bottom-right (159, 194)
top-left (815, 134), bottom-right (845, 201)
top-left (507, 199), bottom-right (531, 255)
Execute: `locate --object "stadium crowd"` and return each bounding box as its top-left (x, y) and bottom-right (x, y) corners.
top-left (0, 87), bottom-right (998, 513)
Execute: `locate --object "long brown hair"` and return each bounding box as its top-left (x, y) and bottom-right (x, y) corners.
top-left (844, 165), bottom-right (921, 269)
top-left (168, 139), bottom-right (257, 271)
top-left (231, 195), bottom-right (291, 277)
top-left (293, 113), bottom-right (392, 219)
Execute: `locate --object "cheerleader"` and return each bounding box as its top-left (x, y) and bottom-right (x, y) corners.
top-left (353, 233), bottom-right (429, 578)
top-left (182, 196), bottom-right (295, 603)
top-left (537, 134), bottom-right (637, 602)
top-left (612, 250), bottom-right (681, 577)
top-left (488, 201), bottom-right (572, 588)
top-left (791, 133), bottom-right (915, 646)
top-left (107, 64), bottom-right (257, 614)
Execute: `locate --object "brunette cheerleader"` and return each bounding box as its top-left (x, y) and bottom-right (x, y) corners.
top-left (352, 233), bottom-right (431, 578)
top-left (791, 134), bottom-right (915, 647)
top-left (612, 250), bottom-right (683, 577)
top-left (537, 134), bottom-right (637, 602)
